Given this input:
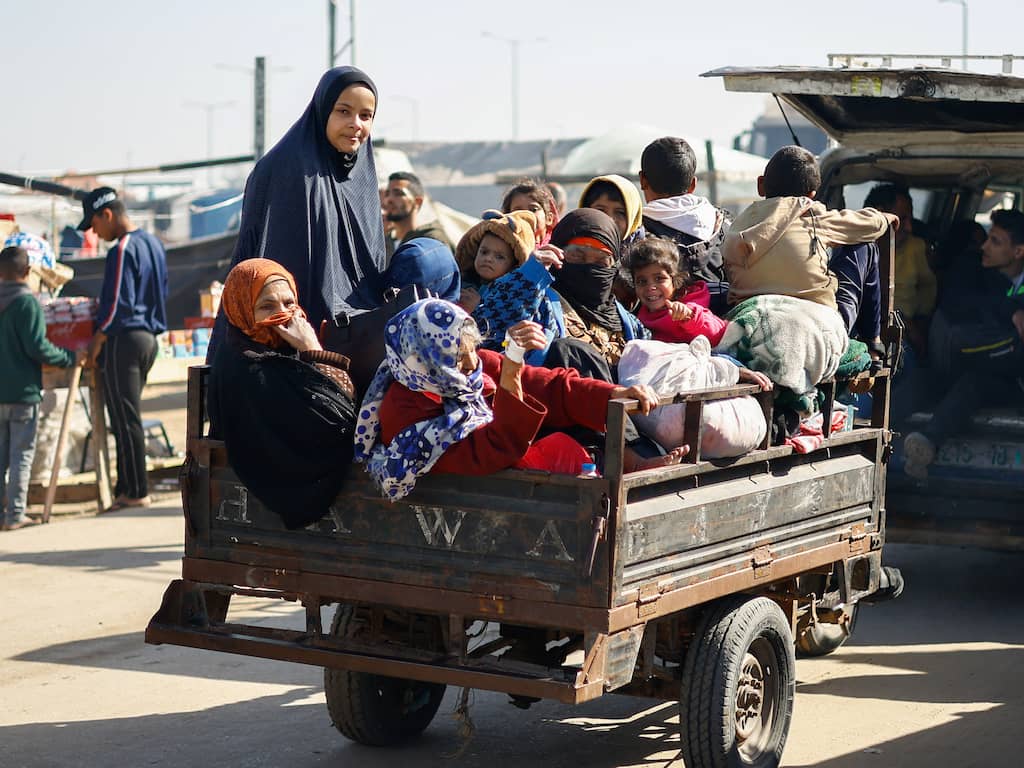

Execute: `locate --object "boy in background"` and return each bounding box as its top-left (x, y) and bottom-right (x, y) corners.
top-left (81, 187), bottom-right (168, 510)
top-left (0, 245), bottom-right (79, 531)
top-left (639, 138), bottom-right (731, 299)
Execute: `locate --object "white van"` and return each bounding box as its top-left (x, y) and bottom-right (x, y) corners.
top-left (706, 55), bottom-right (1024, 550)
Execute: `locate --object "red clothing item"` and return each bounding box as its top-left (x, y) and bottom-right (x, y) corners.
top-left (379, 349), bottom-right (615, 476)
top-left (637, 302), bottom-right (729, 345)
top-left (681, 280), bottom-right (711, 308)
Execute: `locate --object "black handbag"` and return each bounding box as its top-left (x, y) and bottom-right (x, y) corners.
top-left (320, 285), bottom-right (425, 397)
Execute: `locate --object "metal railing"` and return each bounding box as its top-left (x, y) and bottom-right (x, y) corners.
top-left (827, 53), bottom-right (1024, 74)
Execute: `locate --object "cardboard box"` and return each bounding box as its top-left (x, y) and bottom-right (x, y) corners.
top-left (46, 320), bottom-right (93, 351)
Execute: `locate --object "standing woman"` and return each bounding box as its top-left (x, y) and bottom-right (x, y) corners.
top-left (211, 67), bottom-right (456, 354)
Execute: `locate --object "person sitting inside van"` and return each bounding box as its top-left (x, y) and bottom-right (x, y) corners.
top-left (901, 209), bottom-right (1024, 479)
top-left (863, 183), bottom-right (937, 359)
top-left (723, 146), bottom-right (899, 359)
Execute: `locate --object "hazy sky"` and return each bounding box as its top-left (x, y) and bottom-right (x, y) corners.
top-left (3, 0), bottom-right (1020, 174)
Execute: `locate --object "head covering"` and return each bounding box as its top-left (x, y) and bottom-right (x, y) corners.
top-left (222, 258), bottom-right (302, 348)
top-left (549, 209), bottom-right (622, 331)
top-left (454, 210), bottom-right (537, 276)
top-left (642, 194), bottom-right (720, 241)
top-left (579, 174), bottom-right (644, 239)
top-left (354, 299), bottom-right (493, 500)
top-left (77, 187), bottom-right (119, 232)
top-left (230, 66), bottom-right (388, 332)
top-left (383, 237), bottom-right (461, 302)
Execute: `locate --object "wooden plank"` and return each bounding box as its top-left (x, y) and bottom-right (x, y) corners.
top-left (88, 366), bottom-right (112, 511)
top-left (193, 465), bottom-right (613, 609)
top-left (620, 453), bottom-right (877, 577)
top-left (43, 364), bottom-right (83, 523)
top-left (622, 429), bottom-right (883, 490)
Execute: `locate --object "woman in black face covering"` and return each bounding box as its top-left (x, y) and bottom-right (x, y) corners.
top-left (545, 209), bottom-right (684, 469)
top-left (208, 66), bottom-right (458, 358)
top-left (546, 208), bottom-right (649, 381)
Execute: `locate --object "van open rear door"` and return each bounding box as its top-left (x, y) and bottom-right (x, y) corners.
top-left (703, 58), bottom-right (1024, 152)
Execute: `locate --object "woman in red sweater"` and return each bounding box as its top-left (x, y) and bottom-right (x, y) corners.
top-left (353, 298), bottom-right (675, 500)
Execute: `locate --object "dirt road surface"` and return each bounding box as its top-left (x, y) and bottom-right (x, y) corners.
top-left (2, 502), bottom-right (1021, 767)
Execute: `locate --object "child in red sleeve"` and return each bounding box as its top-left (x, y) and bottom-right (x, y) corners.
top-left (627, 237), bottom-right (730, 345)
top-left (353, 299), bottom-right (680, 500)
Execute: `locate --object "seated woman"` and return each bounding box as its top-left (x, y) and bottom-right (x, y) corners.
top-left (544, 208), bottom-right (650, 380)
top-left (353, 299), bottom-right (675, 501)
top-left (580, 174), bottom-right (646, 308)
top-left (208, 259), bottom-right (357, 529)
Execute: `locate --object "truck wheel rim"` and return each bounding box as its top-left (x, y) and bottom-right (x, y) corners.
top-left (734, 637), bottom-right (778, 756)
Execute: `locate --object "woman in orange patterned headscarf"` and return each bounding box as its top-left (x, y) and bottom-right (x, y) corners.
top-left (210, 258), bottom-right (357, 529)
top-left (220, 258), bottom-right (312, 349)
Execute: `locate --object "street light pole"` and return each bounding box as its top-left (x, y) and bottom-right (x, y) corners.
top-left (328, 0), bottom-right (356, 67)
top-left (184, 100), bottom-right (236, 159)
top-left (481, 32), bottom-right (544, 141)
top-left (391, 95), bottom-right (420, 141)
top-left (939, 0), bottom-right (968, 69)
top-left (219, 58), bottom-right (291, 160)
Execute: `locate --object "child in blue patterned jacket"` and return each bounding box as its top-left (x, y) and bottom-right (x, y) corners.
top-left (455, 210), bottom-right (564, 365)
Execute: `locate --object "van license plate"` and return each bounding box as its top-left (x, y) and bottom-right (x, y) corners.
top-left (935, 440), bottom-right (1024, 471)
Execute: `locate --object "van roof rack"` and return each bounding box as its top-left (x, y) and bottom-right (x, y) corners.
top-left (827, 53), bottom-right (1024, 74)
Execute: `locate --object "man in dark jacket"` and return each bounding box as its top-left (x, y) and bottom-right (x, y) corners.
top-left (902, 209), bottom-right (1024, 479)
top-left (80, 188), bottom-right (168, 509)
top-left (382, 172), bottom-right (454, 252)
top-left (0, 245), bottom-right (79, 530)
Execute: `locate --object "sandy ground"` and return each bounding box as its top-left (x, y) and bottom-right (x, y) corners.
top-left (2, 490), bottom-right (1021, 768)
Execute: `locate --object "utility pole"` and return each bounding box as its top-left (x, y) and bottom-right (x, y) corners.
top-left (184, 100), bottom-right (236, 160)
top-left (217, 57), bottom-right (290, 161)
top-left (328, 0), bottom-right (356, 68)
top-left (253, 57), bottom-right (266, 160)
top-left (481, 32), bottom-right (544, 141)
top-left (939, 0), bottom-right (968, 69)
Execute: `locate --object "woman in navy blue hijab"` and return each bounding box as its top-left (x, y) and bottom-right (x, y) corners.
top-left (209, 66), bottom-right (459, 360)
top-left (230, 67), bottom-right (389, 329)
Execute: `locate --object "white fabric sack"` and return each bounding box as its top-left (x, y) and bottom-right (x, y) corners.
top-left (618, 337), bottom-right (767, 458)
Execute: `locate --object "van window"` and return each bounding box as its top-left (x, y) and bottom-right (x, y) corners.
top-left (842, 183), bottom-right (935, 216)
top-left (976, 187), bottom-right (1022, 227)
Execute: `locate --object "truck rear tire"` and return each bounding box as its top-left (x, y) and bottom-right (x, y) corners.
top-left (680, 597), bottom-right (796, 768)
top-left (324, 605), bottom-right (446, 746)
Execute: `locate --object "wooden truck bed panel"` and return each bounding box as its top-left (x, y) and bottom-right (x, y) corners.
top-left (185, 430), bottom-right (885, 618)
top-left (190, 453), bottom-right (613, 608)
top-left (616, 450), bottom-right (878, 599)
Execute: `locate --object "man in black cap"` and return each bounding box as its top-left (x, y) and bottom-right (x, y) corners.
top-left (80, 187), bottom-right (168, 510)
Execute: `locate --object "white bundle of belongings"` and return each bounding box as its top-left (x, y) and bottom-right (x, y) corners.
top-left (618, 336), bottom-right (767, 459)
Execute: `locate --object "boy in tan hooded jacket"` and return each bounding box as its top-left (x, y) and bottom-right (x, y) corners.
top-left (723, 146), bottom-right (898, 311)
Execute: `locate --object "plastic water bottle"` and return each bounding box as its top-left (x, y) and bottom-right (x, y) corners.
top-left (577, 462), bottom-right (601, 479)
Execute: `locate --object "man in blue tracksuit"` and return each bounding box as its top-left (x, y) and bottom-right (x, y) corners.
top-left (80, 188), bottom-right (168, 509)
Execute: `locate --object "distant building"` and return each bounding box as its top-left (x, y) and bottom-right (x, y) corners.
top-left (734, 100), bottom-right (830, 158)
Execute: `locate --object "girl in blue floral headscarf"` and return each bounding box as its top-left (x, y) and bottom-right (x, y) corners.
top-left (355, 299), bottom-right (671, 501)
top-left (354, 299), bottom-right (493, 499)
